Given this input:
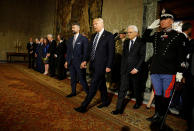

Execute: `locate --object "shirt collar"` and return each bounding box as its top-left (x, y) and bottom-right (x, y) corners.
top-left (163, 28), bottom-right (172, 33)
top-left (131, 37), bottom-right (137, 42)
top-left (74, 33), bottom-right (79, 37)
top-left (183, 32), bottom-right (188, 38)
top-left (98, 28), bottom-right (104, 36)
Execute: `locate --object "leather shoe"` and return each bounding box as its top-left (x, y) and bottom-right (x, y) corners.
top-left (74, 106), bottom-right (87, 113)
top-left (133, 103), bottom-right (141, 109)
top-left (66, 93), bottom-right (76, 98)
top-left (111, 109), bottom-right (122, 115)
top-left (146, 112), bottom-right (163, 122)
top-left (97, 103), bottom-right (109, 108)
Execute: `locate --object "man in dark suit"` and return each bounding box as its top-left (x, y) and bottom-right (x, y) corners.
top-left (47, 34), bottom-right (57, 77)
top-left (56, 34), bottom-right (67, 80)
top-left (65, 23), bottom-right (89, 97)
top-left (27, 37), bottom-right (36, 69)
top-left (111, 25), bottom-right (146, 115)
top-left (181, 22), bottom-right (194, 131)
top-left (74, 18), bottom-right (114, 113)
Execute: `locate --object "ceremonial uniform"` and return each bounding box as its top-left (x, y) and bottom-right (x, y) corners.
top-left (143, 9), bottom-right (185, 128)
top-left (143, 28), bottom-right (184, 96)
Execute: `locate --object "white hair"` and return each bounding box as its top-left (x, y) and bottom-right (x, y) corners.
top-left (127, 25), bottom-right (138, 33)
top-left (93, 18), bottom-right (104, 23)
top-left (47, 34), bottom-right (53, 38)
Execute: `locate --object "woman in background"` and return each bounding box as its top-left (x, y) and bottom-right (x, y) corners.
top-left (42, 38), bottom-right (50, 75)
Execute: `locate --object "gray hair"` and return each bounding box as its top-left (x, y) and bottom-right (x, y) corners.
top-left (47, 34), bottom-right (53, 38)
top-left (93, 18), bottom-right (104, 24)
top-left (127, 25), bottom-right (138, 33)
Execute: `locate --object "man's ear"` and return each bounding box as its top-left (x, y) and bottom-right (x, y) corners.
top-left (170, 19), bottom-right (174, 25)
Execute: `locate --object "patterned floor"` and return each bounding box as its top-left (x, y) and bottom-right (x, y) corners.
top-left (0, 64), bottom-right (187, 131)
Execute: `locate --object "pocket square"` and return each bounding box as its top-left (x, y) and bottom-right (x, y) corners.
top-left (76, 42), bottom-right (81, 45)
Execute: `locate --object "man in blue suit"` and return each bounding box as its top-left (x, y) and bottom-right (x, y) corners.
top-left (65, 23), bottom-right (89, 97)
top-left (74, 18), bottom-right (114, 113)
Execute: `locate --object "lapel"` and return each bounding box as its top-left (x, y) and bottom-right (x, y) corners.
top-left (74, 34), bottom-right (81, 50)
top-left (130, 37), bottom-right (138, 52)
top-left (75, 34), bottom-right (81, 44)
top-left (70, 37), bottom-right (74, 52)
top-left (96, 30), bottom-right (106, 50)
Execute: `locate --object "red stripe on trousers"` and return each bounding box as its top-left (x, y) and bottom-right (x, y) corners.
top-left (165, 75), bottom-right (176, 98)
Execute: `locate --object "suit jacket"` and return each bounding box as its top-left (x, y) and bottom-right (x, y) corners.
top-left (87, 30), bottom-right (114, 74)
top-left (56, 41), bottom-right (66, 63)
top-left (35, 43), bottom-right (44, 60)
top-left (48, 40), bottom-right (57, 56)
top-left (66, 34), bottom-right (88, 66)
top-left (121, 37), bottom-right (146, 74)
top-left (27, 42), bottom-right (36, 54)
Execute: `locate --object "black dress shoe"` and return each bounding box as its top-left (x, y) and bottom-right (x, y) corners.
top-left (111, 109), bottom-right (122, 115)
top-left (146, 106), bottom-right (151, 109)
top-left (66, 93), bottom-right (76, 97)
top-left (146, 113), bottom-right (163, 122)
top-left (50, 74), bottom-right (55, 77)
top-left (133, 103), bottom-right (141, 109)
top-left (57, 77), bottom-right (64, 80)
top-left (97, 103), bottom-right (109, 108)
top-left (74, 106), bottom-right (87, 113)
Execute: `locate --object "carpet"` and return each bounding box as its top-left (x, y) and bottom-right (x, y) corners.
top-left (0, 64), bottom-right (187, 131)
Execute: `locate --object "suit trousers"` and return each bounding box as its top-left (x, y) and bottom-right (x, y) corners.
top-left (81, 62), bottom-right (109, 108)
top-left (28, 53), bottom-right (35, 69)
top-left (49, 55), bottom-right (56, 76)
top-left (69, 61), bottom-right (88, 94)
top-left (116, 72), bottom-right (141, 110)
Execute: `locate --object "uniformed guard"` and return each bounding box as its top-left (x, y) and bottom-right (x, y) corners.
top-left (142, 9), bottom-right (185, 129)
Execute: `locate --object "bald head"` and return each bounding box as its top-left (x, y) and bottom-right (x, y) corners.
top-left (93, 18), bottom-right (104, 32)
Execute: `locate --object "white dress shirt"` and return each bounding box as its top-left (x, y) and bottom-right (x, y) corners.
top-left (94, 28), bottom-right (104, 50)
top-left (129, 37), bottom-right (137, 51)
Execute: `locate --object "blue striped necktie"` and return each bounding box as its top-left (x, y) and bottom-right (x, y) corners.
top-left (90, 33), bottom-right (99, 61)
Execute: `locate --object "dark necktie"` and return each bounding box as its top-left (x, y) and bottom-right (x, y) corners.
top-left (129, 40), bottom-right (134, 51)
top-left (90, 33), bottom-right (99, 61)
top-left (73, 36), bottom-right (76, 49)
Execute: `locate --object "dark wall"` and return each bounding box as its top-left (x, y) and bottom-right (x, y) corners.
top-left (0, 0), bottom-right (56, 60)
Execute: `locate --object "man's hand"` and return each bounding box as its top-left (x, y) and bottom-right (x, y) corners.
top-left (54, 54), bottom-right (57, 58)
top-left (106, 68), bottom-right (111, 73)
top-left (35, 53), bottom-right (37, 57)
top-left (30, 51), bottom-right (33, 54)
top-left (64, 62), bottom-right (68, 69)
top-left (148, 19), bottom-right (160, 29)
top-left (182, 77), bottom-right (186, 84)
top-left (130, 68), bottom-right (138, 75)
top-left (80, 61), bottom-right (87, 69)
top-left (47, 53), bottom-right (50, 57)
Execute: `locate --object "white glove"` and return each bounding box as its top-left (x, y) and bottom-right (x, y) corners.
top-left (186, 54), bottom-right (190, 59)
top-left (176, 72), bottom-right (183, 82)
top-left (148, 19), bottom-right (160, 29)
top-left (181, 62), bottom-right (186, 68)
